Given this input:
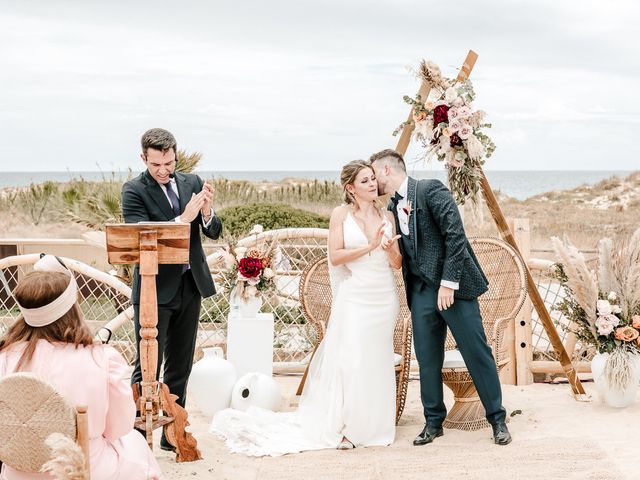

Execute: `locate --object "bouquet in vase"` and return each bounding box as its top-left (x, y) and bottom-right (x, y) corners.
top-left (552, 228), bottom-right (640, 401)
top-left (219, 225), bottom-right (278, 305)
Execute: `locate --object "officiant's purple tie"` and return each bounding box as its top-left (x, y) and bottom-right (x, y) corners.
top-left (164, 181), bottom-right (181, 217)
top-left (164, 181), bottom-right (190, 273)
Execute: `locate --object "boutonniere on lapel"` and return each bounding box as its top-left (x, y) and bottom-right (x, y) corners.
top-left (402, 200), bottom-right (413, 221)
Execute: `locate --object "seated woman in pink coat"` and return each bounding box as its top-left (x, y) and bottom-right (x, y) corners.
top-left (0, 255), bottom-right (164, 480)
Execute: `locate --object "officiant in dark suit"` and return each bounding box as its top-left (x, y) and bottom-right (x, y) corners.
top-left (370, 149), bottom-right (511, 447)
top-left (121, 128), bottom-right (222, 451)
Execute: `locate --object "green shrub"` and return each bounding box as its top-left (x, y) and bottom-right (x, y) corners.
top-left (218, 203), bottom-right (329, 237)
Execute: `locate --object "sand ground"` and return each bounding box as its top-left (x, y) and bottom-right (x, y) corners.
top-left (153, 376), bottom-right (638, 480)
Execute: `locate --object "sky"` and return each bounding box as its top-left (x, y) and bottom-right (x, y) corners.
top-left (1, 0), bottom-right (638, 172)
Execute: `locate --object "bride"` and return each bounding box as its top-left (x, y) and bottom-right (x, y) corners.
top-left (210, 160), bottom-right (402, 455)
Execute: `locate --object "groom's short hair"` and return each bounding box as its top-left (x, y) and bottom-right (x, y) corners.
top-left (369, 149), bottom-right (406, 172)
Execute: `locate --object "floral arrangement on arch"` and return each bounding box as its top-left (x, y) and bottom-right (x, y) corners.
top-left (552, 229), bottom-right (640, 387)
top-left (393, 60), bottom-right (496, 205)
top-left (219, 224), bottom-right (278, 301)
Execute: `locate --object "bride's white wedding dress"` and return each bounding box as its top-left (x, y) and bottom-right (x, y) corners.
top-left (210, 212), bottom-right (399, 456)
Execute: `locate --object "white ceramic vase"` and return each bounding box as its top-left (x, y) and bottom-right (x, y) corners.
top-left (591, 351), bottom-right (640, 408)
top-left (230, 372), bottom-right (282, 412)
top-left (238, 295), bottom-right (263, 318)
top-left (230, 287), bottom-right (263, 318)
top-left (188, 347), bottom-right (237, 417)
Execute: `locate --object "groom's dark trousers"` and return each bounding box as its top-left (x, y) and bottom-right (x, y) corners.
top-left (394, 177), bottom-right (506, 428)
top-left (406, 268), bottom-right (506, 427)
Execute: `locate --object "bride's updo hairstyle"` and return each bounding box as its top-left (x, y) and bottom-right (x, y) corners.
top-left (340, 160), bottom-right (373, 205)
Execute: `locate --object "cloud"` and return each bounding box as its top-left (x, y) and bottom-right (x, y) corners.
top-left (0, 0), bottom-right (638, 171)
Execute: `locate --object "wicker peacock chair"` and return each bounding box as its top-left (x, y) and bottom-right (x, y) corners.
top-left (296, 257), bottom-right (412, 425)
top-left (441, 237), bottom-right (528, 431)
top-left (0, 254), bottom-right (134, 360)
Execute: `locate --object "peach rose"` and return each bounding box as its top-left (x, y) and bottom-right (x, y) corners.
top-left (614, 326), bottom-right (639, 342)
top-left (632, 315), bottom-right (640, 329)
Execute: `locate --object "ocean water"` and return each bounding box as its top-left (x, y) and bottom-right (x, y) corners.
top-left (0, 170), bottom-right (634, 201)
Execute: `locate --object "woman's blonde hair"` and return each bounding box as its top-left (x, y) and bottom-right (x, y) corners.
top-left (0, 271), bottom-right (94, 371)
top-left (340, 160), bottom-right (374, 205)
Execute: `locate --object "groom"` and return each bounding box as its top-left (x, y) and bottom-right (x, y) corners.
top-left (370, 149), bottom-right (511, 446)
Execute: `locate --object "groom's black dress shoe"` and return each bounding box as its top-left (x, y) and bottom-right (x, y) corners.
top-left (491, 421), bottom-right (512, 445)
top-left (413, 425), bottom-right (444, 446)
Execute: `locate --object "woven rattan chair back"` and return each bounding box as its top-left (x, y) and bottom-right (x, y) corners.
top-left (444, 237), bottom-right (528, 359)
top-left (0, 373), bottom-right (89, 474)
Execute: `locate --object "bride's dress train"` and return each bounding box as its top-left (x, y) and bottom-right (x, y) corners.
top-left (210, 213), bottom-right (399, 456)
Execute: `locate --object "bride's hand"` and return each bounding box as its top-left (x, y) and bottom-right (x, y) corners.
top-left (381, 233), bottom-right (401, 250)
top-left (368, 223), bottom-right (387, 251)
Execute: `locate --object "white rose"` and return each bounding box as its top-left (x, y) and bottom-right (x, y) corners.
top-left (596, 316), bottom-right (615, 336)
top-left (457, 106), bottom-right (472, 119)
top-left (263, 267), bottom-right (275, 279)
top-left (596, 299), bottom-right (612, 316)
top-left (250, 224), bottom-right (264, 235)
top-left (448, 119), bottom-right (462, 133)
top-left (452, 96), bottom-right (465, 107)
top-left (609, 313), bottom-right (620, 327)
top-left (607, 291), bottom-right (618, 302)
top-left (611, 304), bottom-right (622, 314)
top-left (445, 87), bottom-right (458, 103)
top-left (235, 247), bottom-right (247, 258)
top-left (458, 123), bottom-right (473, 140)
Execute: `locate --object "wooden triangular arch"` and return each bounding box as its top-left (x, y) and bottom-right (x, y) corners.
top-left (393, 50), bottom-right (587, 399)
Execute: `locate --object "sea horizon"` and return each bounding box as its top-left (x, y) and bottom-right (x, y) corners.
top-left (0, 169), bottom-right (635, 201)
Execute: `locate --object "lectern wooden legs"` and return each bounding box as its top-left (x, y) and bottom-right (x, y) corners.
top-left (135, 230), bottom-right (202, 462)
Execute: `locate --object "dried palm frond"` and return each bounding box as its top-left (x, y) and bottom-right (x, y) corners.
top-left (417, 60), bottom-right (449, 92)
top-left (607, 228), bottom-right (640, 316)
top-left (176, 150), bottom-right (202, 174)
top-left (597, 238), bottom-right (618, 295)
top-left (603, 347), bottom-right (638, 393)
top-left (551, 236), bottom-right (599, 340)
top-left (41, 433), bottom-right (88, 480)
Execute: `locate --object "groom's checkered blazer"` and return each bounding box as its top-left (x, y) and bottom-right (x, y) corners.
top-left (389, 177), bottom-right (489, 301)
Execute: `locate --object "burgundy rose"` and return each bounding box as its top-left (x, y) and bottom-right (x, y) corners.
top-left (238, 257), bottom-right (263, 278)
top-left (449, 133), bottom-right (463, 147)
top-left (433, 104), bottom-right (450, 125)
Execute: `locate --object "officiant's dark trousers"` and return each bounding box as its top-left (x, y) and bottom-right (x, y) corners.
top-left (409, 274), bottom-right (506, 427)
top-left (131, 269), bottom-right (201, 408)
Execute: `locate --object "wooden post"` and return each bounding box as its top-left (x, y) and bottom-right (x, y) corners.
top-left (497, 218), bottom-right (519, 385)
top-left (75, 405), bottom-right (90, 479)
top-left (510, 218), bottom-right (534, 385)
top-left (479, 173), bottom-right (586, 397)
top-left (138, 229), bottom-right (159, 444)
top-left (393, 50), bottom-right (587, 399)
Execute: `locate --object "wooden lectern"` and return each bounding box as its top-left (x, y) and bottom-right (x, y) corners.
top-left (105, 223), bottom-right (202, 462)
